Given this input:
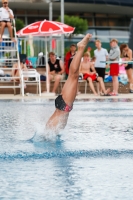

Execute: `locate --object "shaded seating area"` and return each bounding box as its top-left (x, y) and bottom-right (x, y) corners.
top-left (0, 76), bottom-right (130, 95)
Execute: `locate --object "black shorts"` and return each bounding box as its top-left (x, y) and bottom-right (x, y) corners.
top-left (125, 64), bottom-right (133, 70)
top-left (95, 67), bottom-right (105, 80)
top-left (55, 95), bottom-right (73, 112)
top-left (0, 20), bottom-right (11, 23)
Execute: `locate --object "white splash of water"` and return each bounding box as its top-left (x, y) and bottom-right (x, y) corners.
top-left (32, 122), bottom-right (64, 142)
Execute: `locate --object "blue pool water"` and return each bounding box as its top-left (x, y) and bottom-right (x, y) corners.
top-left (0, 99), bottom-right (133, 200)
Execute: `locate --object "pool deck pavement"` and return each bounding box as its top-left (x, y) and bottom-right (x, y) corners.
top-left (0, 93), bottom-right (133, 100)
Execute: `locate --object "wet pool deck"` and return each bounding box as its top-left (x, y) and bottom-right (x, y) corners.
top-left (0, 93), bottom-right (133, 100)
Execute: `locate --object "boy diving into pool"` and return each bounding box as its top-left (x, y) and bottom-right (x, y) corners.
top-left (46, 34), bottom-right (92, 132)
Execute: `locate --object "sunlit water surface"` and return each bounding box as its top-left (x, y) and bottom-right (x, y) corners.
top-left (0, 99), bottom-right (133, 200)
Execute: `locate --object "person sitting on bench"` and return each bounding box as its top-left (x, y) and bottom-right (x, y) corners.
top-left (46, 52), bottom-right (64, 94)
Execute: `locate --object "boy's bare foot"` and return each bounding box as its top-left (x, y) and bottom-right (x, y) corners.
top-left (77, 34), bottom-right (92, 48)
top-left (100, 88), bottom-right (111, 96)
top-left (105, 88), bottom-right (110, 94)
top-left (99, 92), bottom-right (104, 96)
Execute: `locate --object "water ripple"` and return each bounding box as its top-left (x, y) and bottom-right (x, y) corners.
top-left (1, 149), bottom-right (133, 160)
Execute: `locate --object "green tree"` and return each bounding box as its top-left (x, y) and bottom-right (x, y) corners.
top-left (15, 18), bottom-right (25, 32)
top-left (57, 15), bottom-right (88, 34)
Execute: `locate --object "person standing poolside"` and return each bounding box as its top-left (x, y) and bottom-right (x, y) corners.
top-left (94, 40), bottom-right (108, 94)
top-left (109, 39), bottom-right (120, 96)
top-left (64, 44), bottom-right (77, 79)
top-left (0, 0), bottom-right (15, 42)
top-left (79, 52), bottom-right (110, 96)
top-left (46, 34), bottom-right (92, 132)
top-left (120, 44), bottom-right (133, 93)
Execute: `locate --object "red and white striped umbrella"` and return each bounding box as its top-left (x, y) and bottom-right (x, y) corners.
top-left (17, 19), bottom-right (75, 36)
top-left (17, 19), bottom-right (75, 94)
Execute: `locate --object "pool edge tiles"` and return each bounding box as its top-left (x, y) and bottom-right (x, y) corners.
top-left (0, 98), bottom-right (133, 103)
top-left (0, 93), bottom-right (133, 100)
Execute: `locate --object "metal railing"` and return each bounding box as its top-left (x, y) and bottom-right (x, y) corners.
top-left (0, 19), bottom-right (22, 94)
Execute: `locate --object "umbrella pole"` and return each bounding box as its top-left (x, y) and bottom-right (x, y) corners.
top-left (45, 37), bottom-right (49, 93)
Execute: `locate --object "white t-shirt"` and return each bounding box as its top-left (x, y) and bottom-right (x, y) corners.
top-left (94, 48), bottom-right (108, 68)
top-left (0, 7), bottom-right (14, 21)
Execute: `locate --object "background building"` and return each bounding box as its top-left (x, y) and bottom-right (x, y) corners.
top-left (6, 0), bottom-right (133, 41)
top-left (2, 0), bottom-right (133, 55)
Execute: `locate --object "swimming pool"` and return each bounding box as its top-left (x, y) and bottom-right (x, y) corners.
top-left (0, 99), bottom-right (133, 200)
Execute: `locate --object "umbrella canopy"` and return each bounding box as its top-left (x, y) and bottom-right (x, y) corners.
top-left (17, 19), bottom-right (75, 94)
top-left (17, 19), bottom-right (75, 36)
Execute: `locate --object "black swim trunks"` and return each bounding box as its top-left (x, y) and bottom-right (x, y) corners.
top-left (1, 20), bottom-right (11, 23)
top-left (124, 54), bottom-right (133, 70)
top-left (95, 67), bottom-right (105, 80)
top-left (55, 95), bottom-right (73, 112)
top-left (125, 64), bottom-right (133, 70)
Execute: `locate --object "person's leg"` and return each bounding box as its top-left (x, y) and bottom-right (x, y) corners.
top-left (96, 82), bottom-right (104, 94)
top-left (100, 68), bottom-right (106, 93)
top-left (88, 77), bottom-right (97, 95)
top-left (11, 63), bottom-right (16, 77)
top-left (0, 22), bottom-right (6, 42)
top-left (42, 74), bottom-right (53, 92)
top-left (112, 76), bottom-right (119, 94)
top-left (6, 22), bottom-right (16, 42)
top-left (95, 68), bottom-right (101, 93)
top-left (61, 34), bottom-right (92, 105)
top-left (11, 63), bottom-right (19, 81)
top-left (97, 77), bottom-right (110, 94)
top-left (6, 22), bottom-right (13, 38)
top-left (15, 70), bottom-right (20, 82)
top-left (48, 74), bottom-right (53, 92)
top-left (96, 82), bottom-right (100, 94)
top-left (126, 69), bottom-right (133, 90)
top-left (52, 74), bottom-right (62, 93)
top-left (111, 76), bottom-right (115, 93)
top-left (115, 76), bottom-right (119, 94)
